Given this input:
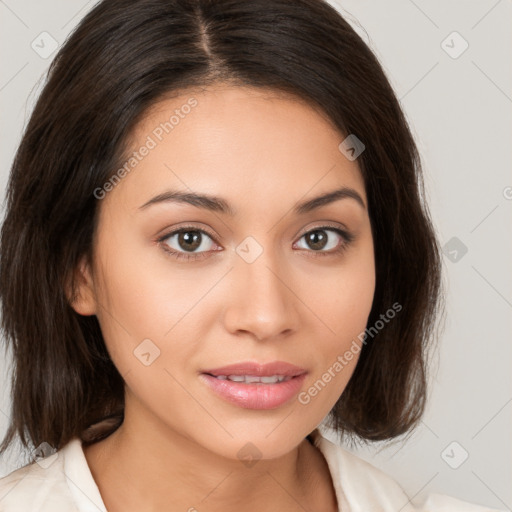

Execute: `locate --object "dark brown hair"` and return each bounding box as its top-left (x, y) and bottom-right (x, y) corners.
top-left (0, 0), bottom-right (444, 458)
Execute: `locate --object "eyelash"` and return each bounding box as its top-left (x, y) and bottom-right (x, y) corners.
top-left (156, 224), bottom-right (356, 262)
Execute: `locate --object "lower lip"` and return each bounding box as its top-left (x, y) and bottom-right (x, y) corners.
top-left (200, 373), bottom-right (307, 410)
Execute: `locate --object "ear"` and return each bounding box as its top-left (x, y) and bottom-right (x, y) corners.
top-left (66, 255), bottom-right (97, 316)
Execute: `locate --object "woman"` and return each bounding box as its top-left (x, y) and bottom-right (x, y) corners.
top-left (0, 0), bottom-right (504, 510)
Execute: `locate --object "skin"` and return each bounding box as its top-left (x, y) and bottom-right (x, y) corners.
top-left (71, 83), bottom-right (376, 512)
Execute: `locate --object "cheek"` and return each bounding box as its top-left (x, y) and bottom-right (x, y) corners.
top-left (310, 236), bottom-right (375, 343)
top-left (300, 244), bottom-right (375, 405)
top-left (92, 230), bottom-right (212, 374)
top-left (329, 262), bottom-right (375, 338)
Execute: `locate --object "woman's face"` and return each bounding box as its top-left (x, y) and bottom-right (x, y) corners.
top-left (73, 84), bottom-right (375, 460)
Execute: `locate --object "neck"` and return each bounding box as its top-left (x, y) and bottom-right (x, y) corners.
top-left (83, 401), bottom-right (336, 512)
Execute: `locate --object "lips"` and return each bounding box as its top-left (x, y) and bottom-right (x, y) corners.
top-left (201, 361), bottom-right (307, 378)
top-left (214, 375), bottom-right (291, 384)
top-left (199, 361), bottom-right (308, 409)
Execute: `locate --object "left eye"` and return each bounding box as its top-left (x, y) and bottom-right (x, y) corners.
top-left (294, 228), bottom-right (347, 252)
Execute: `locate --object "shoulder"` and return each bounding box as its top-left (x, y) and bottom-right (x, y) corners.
top-left (310, 428), bottom-right (506, 512)
top-left (0, 444), bottom-right (79, 512)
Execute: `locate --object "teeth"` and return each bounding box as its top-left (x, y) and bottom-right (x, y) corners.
top-left (228, 375), bottom-right (246, 382)
top-left (213, 374), bottom-right (292, 384)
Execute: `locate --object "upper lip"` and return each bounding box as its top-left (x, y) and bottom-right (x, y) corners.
top-left (202, 361), bottom-right (307, 377)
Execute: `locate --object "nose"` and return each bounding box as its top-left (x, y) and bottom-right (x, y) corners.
top-left (222, 250), bottom-right (301, 342)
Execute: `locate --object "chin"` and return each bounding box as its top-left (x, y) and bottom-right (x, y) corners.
top-left (185, 418), bottom-right (314, 462)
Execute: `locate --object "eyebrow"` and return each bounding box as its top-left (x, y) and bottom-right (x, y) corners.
top-left (138, 186), bottom-right (366, 215)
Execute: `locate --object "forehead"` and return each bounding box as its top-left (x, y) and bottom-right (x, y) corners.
top-left (103, 84), bottom-right (367, 215)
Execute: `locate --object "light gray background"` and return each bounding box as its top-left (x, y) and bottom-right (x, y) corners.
top-left (0, 0), bottom-right (510, 510)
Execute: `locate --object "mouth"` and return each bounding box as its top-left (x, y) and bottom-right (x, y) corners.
top-left (205, 374), bottom-right (295, 384)
top-left (199, 361), bottom-right (308, 409)
top-left (201, 360), bottom-right (307, 378)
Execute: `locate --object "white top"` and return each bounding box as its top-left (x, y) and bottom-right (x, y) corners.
top-left (0, 427), bottom-right (504, 512)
